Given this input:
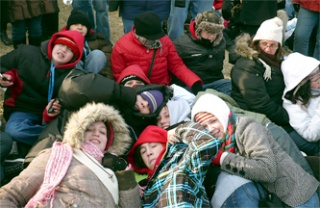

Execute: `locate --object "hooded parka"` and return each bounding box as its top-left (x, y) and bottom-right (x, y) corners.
top-left (0, 102), bottom-right (141, 207)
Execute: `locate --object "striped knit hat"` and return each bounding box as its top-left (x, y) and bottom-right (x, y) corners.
top-left (140, 90), bottom-right (164, 113)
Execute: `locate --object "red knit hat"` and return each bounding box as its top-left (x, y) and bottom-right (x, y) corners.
top-left (53, 37), bottom-right (81, 60)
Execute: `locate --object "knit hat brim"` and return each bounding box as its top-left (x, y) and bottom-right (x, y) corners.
top-left (53, 37), bottom-right (80, 60)
top-left (67, 9), bottom-right (92, 33)
top-left (140, 90), bottom-right (164, 113)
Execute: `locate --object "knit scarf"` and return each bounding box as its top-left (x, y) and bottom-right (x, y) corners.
top-left (219, 111), bottom-right (236, 153)
top-left (25, 141), bottom-right (104, 208)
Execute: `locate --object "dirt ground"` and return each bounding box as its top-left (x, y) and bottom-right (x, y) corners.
top-left (0, 3), bottom-right (233, 127)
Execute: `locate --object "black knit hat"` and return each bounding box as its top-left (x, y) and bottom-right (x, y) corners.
top-left (134, 12), bottom-right (165, 40)
top-left (67, 9), bottom-right (92, 32)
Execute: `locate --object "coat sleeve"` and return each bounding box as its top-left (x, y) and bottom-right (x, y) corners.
top-left (175, 122), bottom-right (219, 180)
top-left (0, 150), bottom-right (51, 207)
top-left (0, 47), bottom-right (22, 72)
top-left (220, 117), bottom-right (277, 183)
top-left (166, 39), bottom-right (202, 88)
top-left (284, 99), bottom-right (320, 142)
top-left (231, 63), bottom-right (290, 126)
top-left (116, 170), bottom-right (141, 208)
top-left (111, 41), bottom-right (127, 82)
top-left (58, 70), bottom-right (137, 111)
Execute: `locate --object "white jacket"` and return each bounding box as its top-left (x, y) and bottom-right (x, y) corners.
top-left (281, 52), bottom-right (320, 142)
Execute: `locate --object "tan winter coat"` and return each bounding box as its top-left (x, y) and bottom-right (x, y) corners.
top-left (0, 103), bottom-right (141, 207)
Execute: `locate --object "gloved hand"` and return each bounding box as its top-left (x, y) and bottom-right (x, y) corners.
top-left (211, 149), bottom-right (224, 166)
top-left (191, 81), bottom-right (203, 95)
top-left (102, 153), bottom-right (128, 171)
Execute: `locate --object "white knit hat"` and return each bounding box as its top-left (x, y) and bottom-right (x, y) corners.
top-left (253, 17), bottom-right (283, 45)
top-left (191, 93), bottom-right (230, 132)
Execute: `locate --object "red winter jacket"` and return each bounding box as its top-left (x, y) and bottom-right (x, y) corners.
top-left (293, 0), bottom-right (320, 12)
top-left (111, 29), bottom-right (202, 88)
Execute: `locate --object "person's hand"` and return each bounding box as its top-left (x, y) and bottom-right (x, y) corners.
top-left (138, 178), bottom-right (148, 198)
top-left (167, 128), bottom-right (179, 144)
top-left (211, 149), bottom-right (224, 166)
top-left (191, 81), bottom-right (203, 95)
top-left (102, 153), bottom-right (128, 171)
top-left (46, 99), bottom-right (61, 117)
top-left (0, 73), bottom-right (13, 87)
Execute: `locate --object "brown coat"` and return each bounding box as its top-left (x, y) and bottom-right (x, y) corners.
top-left (7, 0), bottom-right (59, 22)
top-left (0, 149), bottom-right (141, 207)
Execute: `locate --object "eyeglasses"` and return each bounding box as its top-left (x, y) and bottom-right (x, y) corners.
top-left (259, 42), bottom-right (279, 50)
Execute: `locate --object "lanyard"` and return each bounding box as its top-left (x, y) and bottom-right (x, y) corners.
top-left (48, 61), bottom-right (55, 102)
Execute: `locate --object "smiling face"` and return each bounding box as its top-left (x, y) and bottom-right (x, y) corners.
top-left (135, 95), bottom-right (150, 114)
top-left (52, 43), bottom-right (74, 66)
top-left (84, 121), bottom-right (108, 152)
top-left (197, 113), bottom-right (225, 138)
top-left (156, 106), bottom-right (170, 129)
top-left (140, 142), bottom-right (164, 170)
top-left (69, 24), bottom-right (88, 37)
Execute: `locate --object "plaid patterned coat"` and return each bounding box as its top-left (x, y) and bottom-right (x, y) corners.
top-left (141, 122), bottom-right (219, 207)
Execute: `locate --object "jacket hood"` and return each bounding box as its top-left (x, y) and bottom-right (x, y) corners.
top-left (116, 64), bottom-right (151, 85)
top-left (282, 52), bottom-right (320, 97)
top-left (235, 33), bottom-right (259, 60)
top-left (127, 125), bottom-right (167, 174)
top-left (167, 99), bottom-right (191, 125)
top-left (47, 30), bottom-right (84, 69)
top-left (63, 102), bottom-right (131, 155)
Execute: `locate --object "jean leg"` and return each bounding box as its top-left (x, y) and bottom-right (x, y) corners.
top-left (190, 0), bottom-right (214, 19)
top-left (84, 49), bottom-right (107, 73)
top-left (296, 192), bottom-right (319, 208)
top-left (26, 16), bottom-right (42, 39)
top-left (72, 0), bottom-right (95, 28)
top-left (288, 129), bottom-right (319, 156)
top-left (267, 123), bottom-right (313, 175)
top-left (93, 0), bottom-right (111, 42)
top-left (11, 20), bottom-right (27, 42)
top-left (285, 0), bottom-right (295, 20)
top-left (167, 0), bottom-right (191, 41)
top-left (293, 7), bottom-right (319, 58)
top-left (202, 79), bottom-right (231, 96)
top-left (4, 112), bottom-right (46, 146)
top-left (222, 182), bottom-right (262, 207)
top-left (122, 18), bottom-right (134, 34)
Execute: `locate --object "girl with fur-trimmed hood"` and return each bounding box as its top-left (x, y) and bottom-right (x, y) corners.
top-left (0, 102), bottom-right (141, 207)
top-left (174, 10), bottom-right (231, 96)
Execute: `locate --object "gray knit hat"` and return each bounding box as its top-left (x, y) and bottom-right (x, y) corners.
top-left (195, 10), bottom-right (224, 46)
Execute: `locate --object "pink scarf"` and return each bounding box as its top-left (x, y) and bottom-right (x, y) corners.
top-left (25, 141), bottom-right (104, 208)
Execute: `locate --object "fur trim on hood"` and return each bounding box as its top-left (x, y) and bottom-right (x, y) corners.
top-left (63, 102), bottom-right (131, 155)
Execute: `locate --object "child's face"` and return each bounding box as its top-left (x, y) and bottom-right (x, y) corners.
top-left (198, 113), bottom-right (225, 138)
top-left (52, 43), bottom-right (74, 65)
top-left (135, 95), bottom-right (150, 114)
top-left (156, 106), bottom-right (170, 129)
top-left (84, 121), bottom-right (108, 152)
top-left (310, 71), bottom-right (320, 89)
top-left (69, 24), bottom-right (88, 37)
top-left (140, 142), bottom-right (164, 170)
top-left (200, 30), bottom-right (217, 43)
top-left (124, 80), bottom-right (145, 88)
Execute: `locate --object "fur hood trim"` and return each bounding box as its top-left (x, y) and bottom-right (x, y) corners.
top-left (235, 33), bottom-right (259, 60)
top-left (63, 102), bottom-right (131, 155)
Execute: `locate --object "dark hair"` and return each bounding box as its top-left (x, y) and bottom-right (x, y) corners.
top-left (134, 145), bottom-right (147, 169)
top-left (284, 80), bottom-right (318, 105)
top-left (251, 40), bottom-right (284, 62)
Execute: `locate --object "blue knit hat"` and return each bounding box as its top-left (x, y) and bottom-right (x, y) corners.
top-left (140, 90), bottom-right (164, 113)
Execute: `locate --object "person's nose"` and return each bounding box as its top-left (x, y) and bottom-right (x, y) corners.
top-left (146, 147), bottom-right (153, 157)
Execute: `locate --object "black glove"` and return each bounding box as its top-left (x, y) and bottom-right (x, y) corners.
top-left (191, 81), bottom-right (203, 95)
top-left (175, 0), bottom-right (186, 7)
top-left (102, 153), bottom-right (128, 171)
